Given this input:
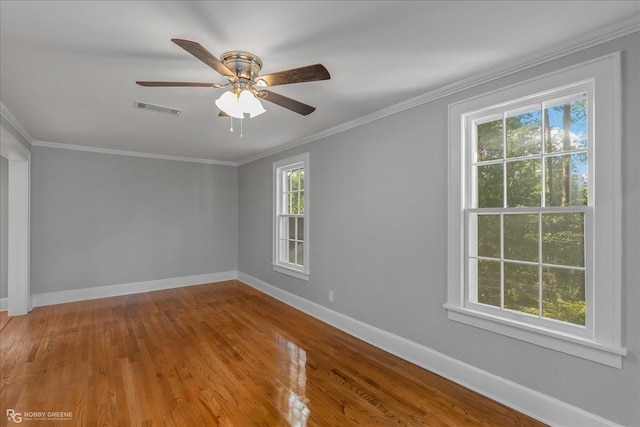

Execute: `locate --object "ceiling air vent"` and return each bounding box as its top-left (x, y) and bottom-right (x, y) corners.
top-left (133, 101), bottom-right (182, 116)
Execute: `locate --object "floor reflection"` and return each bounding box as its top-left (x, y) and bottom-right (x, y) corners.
top-left (276, 334), bottom-right (310, 426)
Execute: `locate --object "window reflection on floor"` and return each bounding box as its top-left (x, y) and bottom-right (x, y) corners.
top-left (276, 334), bottom-right (310, 426)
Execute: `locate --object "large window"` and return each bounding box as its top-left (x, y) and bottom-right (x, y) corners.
top-left (470, 92), bottom-right (589, 334)
top-left (446, 54), bottom-right (626, 368)
top-left (273, 153), bottom-right (309, 281)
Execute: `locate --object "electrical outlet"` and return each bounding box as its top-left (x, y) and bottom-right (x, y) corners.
top-left (328, 291), bottom-right (334, 302)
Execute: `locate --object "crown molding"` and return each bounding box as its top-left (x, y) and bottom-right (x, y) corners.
top-left (0, 101), bottom-right (34, 145)
top-left (31, 140), bottom-right (238, 166)
top-left (237, 17), bottom-right (639, 166)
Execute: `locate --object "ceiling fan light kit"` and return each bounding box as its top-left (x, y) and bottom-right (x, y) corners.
top-left (136, 39), bottom-right (330, 134)
top-left (215, 89), bottom-right (265, 119)
top-left (213, 51), bottom-right (266, 119)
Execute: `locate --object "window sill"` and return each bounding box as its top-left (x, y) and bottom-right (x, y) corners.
top-left (272, 264), bottom-right (309, 281)
top-left (443, 304), bottom-right (626, 368)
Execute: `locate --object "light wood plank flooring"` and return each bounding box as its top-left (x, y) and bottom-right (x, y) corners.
top-left (0, 280), bottom-right (545, 426)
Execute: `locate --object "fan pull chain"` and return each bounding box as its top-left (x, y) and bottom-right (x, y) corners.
top-left (226, 116), bottom-right (245, 138)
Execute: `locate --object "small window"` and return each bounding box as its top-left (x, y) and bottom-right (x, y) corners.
top-left (446, 53), bottom-right (626, 368)
top-left (273, 153), bottom-right (309, 280)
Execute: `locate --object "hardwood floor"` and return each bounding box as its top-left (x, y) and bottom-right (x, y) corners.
top-left (0, 280), bottom-right (545, 426)
top-left (0, 311), bottom-right (9, 333)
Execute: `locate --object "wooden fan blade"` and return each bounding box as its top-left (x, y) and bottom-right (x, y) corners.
top-left (258, 64), bottom-right (330, 87)
top-left (136, 81), bottom-right (217, 87)
top-left (260, 90), bottom-right (316, 116)
top-left (218, 110), bottom-right (229, 117)
top-left (171, 38), bottom-right (237, 81)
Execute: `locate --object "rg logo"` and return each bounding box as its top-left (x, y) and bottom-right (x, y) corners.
top-left (6, 409), bottom-right (22, 423)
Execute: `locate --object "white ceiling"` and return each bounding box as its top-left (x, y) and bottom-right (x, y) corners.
top-left (1, 1), bottom-right (638, 164)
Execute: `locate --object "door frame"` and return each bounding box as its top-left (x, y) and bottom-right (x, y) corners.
top-left (1, 125), bottom-right (31, 316)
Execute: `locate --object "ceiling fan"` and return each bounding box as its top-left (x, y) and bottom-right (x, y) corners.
top-left (136, 39), bottom-right (330, 118)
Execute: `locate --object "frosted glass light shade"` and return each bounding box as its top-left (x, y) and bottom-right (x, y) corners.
top-left (239, 90), bottom-right (266, 118)
top-left (215, 91), bottom-right (243, 118)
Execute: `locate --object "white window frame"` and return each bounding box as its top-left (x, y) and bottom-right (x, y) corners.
top-left (445, 53), bottom-right (626, 368)
top-left (273, 153), bottom-right (310, 281)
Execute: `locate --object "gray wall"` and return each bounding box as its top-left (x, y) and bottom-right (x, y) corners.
top-left (31, 146), bottom-right (237, 293)
top-left (238, 32), bottom-right (640, 425)
top-left (0, 156), bottom-right (7, 299)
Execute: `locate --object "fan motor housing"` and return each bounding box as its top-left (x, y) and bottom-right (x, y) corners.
top-left (220, 51), bottom-right (263, 81)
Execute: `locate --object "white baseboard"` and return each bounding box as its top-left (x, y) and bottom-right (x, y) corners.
top-left (29, 271), bottom-right (238, 308)
top-left (0, 297), bottom-right (7, 311)
top-left (237, 271), bottom-right (620, 427)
